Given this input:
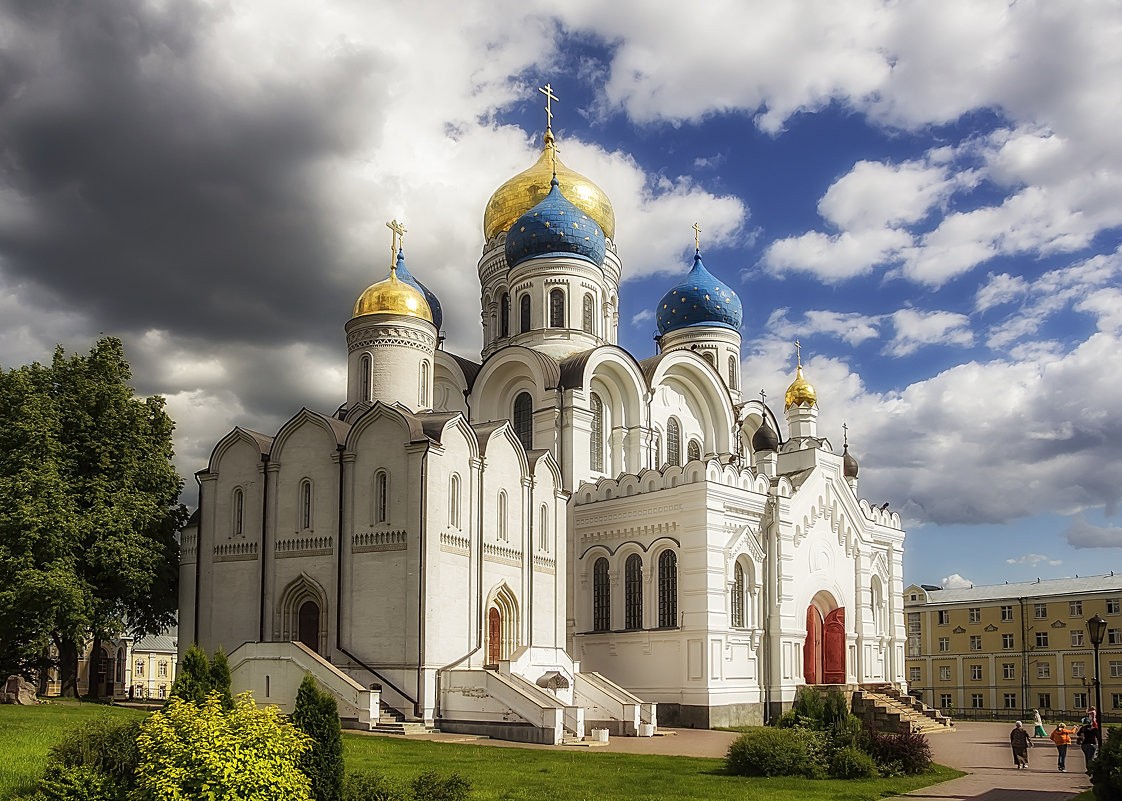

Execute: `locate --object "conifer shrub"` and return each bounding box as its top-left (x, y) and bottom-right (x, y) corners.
top-left (791, 686), bottom-right (825, 723)
top-left (410, 771), bottom-right (472, 801)
top-left (829, 745), bottom-right (878, 779)
top-left (726, 728), bottom-right (813, 777)
top-left (1091, 726), bottom-right (1122, 799)
top-left (168, 643), bottom-right (210, 704)
top-left (292, 674), bottom-right (344, 801)
top-left (857, 728), bottom-right (932, 776)
top-left (209, 647), bottom-right (233, 710)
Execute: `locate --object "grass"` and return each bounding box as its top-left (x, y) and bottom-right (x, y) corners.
top-left (0, 702), bottom-right (960, 801)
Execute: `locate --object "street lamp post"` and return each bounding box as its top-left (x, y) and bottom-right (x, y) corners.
top-left (1087, 614), bottom-right (1107, 737)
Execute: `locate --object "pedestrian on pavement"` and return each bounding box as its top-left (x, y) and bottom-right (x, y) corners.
top-left (1033, 708), bottom-right (1047, 738)
top-left (1050, 722), bottom-right (1077, 772)
top-left (1078, 719), bottom-right (1101, 774)
top-left (1010, 720), bottom-right (1032, 769)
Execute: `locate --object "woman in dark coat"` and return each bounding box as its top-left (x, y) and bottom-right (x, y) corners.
top-left (1011, 720), bottom-right (1032, 769)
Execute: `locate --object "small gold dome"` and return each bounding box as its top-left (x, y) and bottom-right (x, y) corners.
top-left (483, 131), bottom-right (615, 242)
top-left (784, 365), bottom-right (817, 409)
top-left (353, 270), bottom-right (433, 322)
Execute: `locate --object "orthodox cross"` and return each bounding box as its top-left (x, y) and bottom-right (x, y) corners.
top-left (759, 388), bottom-right (767, 407)
top-left (386, 219), bottom-right (406, 268)
top-left (693, 222), bottom-right (702, 252)
top-left (539, 83), bottom-right (559, 130)
top-left (795, 339), bottom-right (802, 368)
top-left (842, 421), bottom-right (849, 447)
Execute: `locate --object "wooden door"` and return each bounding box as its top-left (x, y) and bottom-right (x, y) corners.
top-left (823, 607), bottom-right (846, 684)
top-left (487, 607), bottom-right (502, 665)
top-left (803, 605), bottom-right (822, 684)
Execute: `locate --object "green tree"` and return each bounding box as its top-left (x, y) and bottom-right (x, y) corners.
top-left (134, 692), bottom-right (312, 801)
top-left (209, 647), bottom-right (233, 710)
top-left (169, 643), bottom-right (211, 704)
top-left (292, 674), bottom-right (343, 801)
top-left (0, 337), bottom-right (186, 694)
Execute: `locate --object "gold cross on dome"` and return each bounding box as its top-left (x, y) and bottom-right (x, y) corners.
top-left (795, 339), bottom-right (802, 368)
top-left (539, 83), bottom-right (559, 130)
top-left (386, 219), bottom-right (406, 268)
top-left (693, 222), bottom-right (702, 252)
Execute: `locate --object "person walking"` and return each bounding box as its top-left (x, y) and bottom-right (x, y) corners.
top-left (1050, 722), bottom-right (1076, 772)
top-left (1010, 720), bottom-right (1032, 769)
top-left (1033, 708), bottom-right (1047, 738)
top-left (1079, 719), bottom-right (1101, 774)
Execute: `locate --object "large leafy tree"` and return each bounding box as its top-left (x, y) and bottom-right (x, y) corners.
top-left (0, 337), bottom-right (187, 695)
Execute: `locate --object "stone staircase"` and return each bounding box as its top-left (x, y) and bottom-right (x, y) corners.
top-left (852, 684), bottom-right (954, 735)
top-left (367, 700), bottom-right (433, 735)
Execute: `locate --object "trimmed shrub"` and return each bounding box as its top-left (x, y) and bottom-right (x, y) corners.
top-left (1091, 725), bottom-right (1122, 799)
top-left (726, 728), bottom-right (812, 777)
top-left (29, 764), bottom-right (124, 801)
top-left (858, 728), bottom-right (933, 776)
top-left (293, 674), bottom-right (344, 801)
top-left (829, 746), bottom-right (878, 779)
top-left (342, 772), bottom-right (409, 801)
top-left (46, 717), bottom-right (140, 790)
top-left (209, 647), bottom-right (233, 710)
top-left (411, 771), bottom-right (472, 801)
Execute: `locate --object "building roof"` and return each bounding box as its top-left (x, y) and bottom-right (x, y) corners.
top-left (908, 573), bottom-right (1122, 605)
top-left (133, 626), bottom-right (178, 654)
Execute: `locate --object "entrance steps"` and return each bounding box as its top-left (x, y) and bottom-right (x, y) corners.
top-left (852, 683), bottom-right (954, 735)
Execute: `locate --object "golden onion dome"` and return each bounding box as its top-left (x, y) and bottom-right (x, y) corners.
top-left (353, 269), bottom-right (433, 322)
top-left (784, 365), bottom-right (818, 409)
top-left (483, 130), bottom-right (615, 242)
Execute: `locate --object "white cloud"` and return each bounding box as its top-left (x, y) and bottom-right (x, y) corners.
top-left (631, 309), bottom-right (654, 326)
top-left (818, 160), bottom-right (956, 232)
top-left (762, 228), bottom-right (912, 283)
top-left (1065, 516), bottom-right (1122, 550)
top-left (975, 273), bottom-right (1029, 313)
top-left (887, 309), bottom-right (973, 356)
top-left (1006, 554), bottom-right (1063, 567)
top-left (766, 308), bottom-right (882, 347)
top-left (941, 573), bottom-right (973, 589)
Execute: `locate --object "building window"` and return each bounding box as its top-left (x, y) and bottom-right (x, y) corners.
top-left (937, 610), bottom-right (950, 625)
top-left (593, 558), bottom-right (610, 632)
top-left (549, 288), bottom-right (565, 328)
top-left (1004, 693), bottom-right (1017, 709)
top-left (1109, 599), bottom-right (1121, 615)
top-left (970, 635), bottom-right (982, 651)
top-left (1039, 693), bottom-right (1051, 709)
top-left (1038, 662), bottom-right (1051, 679)
top-left (1109, 628), bottom-right (1122, 645)
top-left (938, 637), bottom-right (950, 652)
top-left (939, 693), bottom-right (952, 708)
top-left (538, 504), bottom-right (549, 552)
top-left (1074, 692), bottom-right (1089, 709)
top-left (971, 694), bottom-right (984, 709)
top-left (1114, 694), bottom-right (1122, 710)
top-left (666, 418), bottom-right (681, 467)
top-left (1036, 631), bottom-right (1049, 648)
top-left (582, 293), bottom-right (595, 334)
top-left (135, 661), bottom-right (144, 678)
top-left (1003, 663), bottom-right (1015, 679)
top-left (500, 293), bottom-right (510, 337)
top-left (590, 393), bottom-right (604, 472)
top-left (731, 562), bottom-right (745, 628)
top-left (1111, 661), bottom-right (1122, 679)
top-left (1072, 661), bottom-right (1085, 679)
top-left (449, 474), bottom-right (461, 528)
top-left (233, 488), bottom-right (244, 537)
top-left (1070, 600), bottom-right (1083, 617)
top-left (1002, 633), bottom-right (1015, 649)
top-left (624, 554), bottom-right (643, 630)
top-left (728, 355), bottom-right (738, 390)
top-left (158, 661), bottom-right (168, 678)
top-left (658, 550), bottom-right (678, 628)
top-left (497, 491), bottom-right (508, 542)
top-left (687, 440), bottom-right (701, 462)
top-left (907, 612), bottom-right (921, 634)
top-left (939, 665), bottom-right (951, 681)
top-left (419, 360), bottom-right (429, 407)
top-left (1072, 630), bottom-right (1085, 647)
top-left (375, 471), bottom-right (388, 523)
top-left (159, 685), bottom-right (167, 699)
top-left (513, 392), bottom-right (533, 451)
top-left (970, 665), bottom-right (982, 680)
top-left (300, 480), bottom-right (312, 530)
top-left (360, 354), bottom-right (371, 402)
top-left (1035, 603), bottom-right (1047, 619)
top-left (1001, 605), bottom-right (1013, 621)
top-left (909, 667), bottom-right (921, 682)
top-left (520, 294), bottom-right (531, 333)
top-left (969, 607), bottom-right (980, 623)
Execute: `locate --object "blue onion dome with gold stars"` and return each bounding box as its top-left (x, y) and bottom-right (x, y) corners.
top-left (505, 177), bottom-right (607, 269)
top-left (656, 251), bottom-right (743, 335)
top-left (391, 249), bottom-right (443, 331)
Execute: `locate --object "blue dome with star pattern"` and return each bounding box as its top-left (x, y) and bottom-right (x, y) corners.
top-left (656, 251), bottom-right (742, 335)
top-left (505, 178), bottom-right (606, 269)
top-left (392, 249), bottom-right (443, 331)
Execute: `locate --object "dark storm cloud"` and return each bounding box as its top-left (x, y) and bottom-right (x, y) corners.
top-left (0, 0), bottom-right (387, 349)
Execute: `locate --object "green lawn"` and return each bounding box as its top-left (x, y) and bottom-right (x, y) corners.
top-left (1, 702), bottom-right (961, 801)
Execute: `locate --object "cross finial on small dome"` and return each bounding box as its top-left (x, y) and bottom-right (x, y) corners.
top-left (759, 388), bottom-right (767, 405)
top-left (693, 222), bottom-right (702, 253)
top-left (539, 83), bottom-right (559, 133)
top-left (795, 339), bottom-right (802, 369)
top-left (386, 219), bottom-right (407, 272)
top-left (843, 421), bottom-right (848, 447)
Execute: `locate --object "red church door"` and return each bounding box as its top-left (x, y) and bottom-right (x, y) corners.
top-left (823, 607), bottom-right (846, 684)
top-left (487, 607), bottom-right (502, 666)
top-left (803, 605), bottom-right (823, 684)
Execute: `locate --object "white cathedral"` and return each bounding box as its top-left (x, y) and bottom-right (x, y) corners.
top-left (179, 108), bottom-right (907, 743)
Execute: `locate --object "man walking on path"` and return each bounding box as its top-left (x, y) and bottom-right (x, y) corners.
top-left (1050, 722), bottom-right (1077, 772)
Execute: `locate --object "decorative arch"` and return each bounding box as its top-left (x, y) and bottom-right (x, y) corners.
top-left (486, 583), bottom-right (520, 665)
top-left (666, 417), bottom-right (682, 467)
top-left (804, 590), bottom-right (844, 684)
top-left (277, 572), bottom-right (329, 655)
top-left (687, 439), bottom-right (701, 462)
top-left (870, 574), bottom-right (885, 636)
top-left (646, 351), bottom-right (736, 455)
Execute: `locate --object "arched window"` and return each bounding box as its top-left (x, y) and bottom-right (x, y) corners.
top-left (300, 479), bottom-right (312, 530)
top-left (653, 431), bottom-right (662, 468)
top-left (658, 550), bottom-right (678, 628)
top-left (871, 577), bottom-right (884, 635)
top-left (687, 440), bottom-right (701, 462)
top-left (593, 558), bottom-right (610, 632)
top-left (375, 471), bottom-right (388, 524)
top-left (497, 491), bottom-right (508, 542)
top-left (625, 554), bottom-right (643, 630)
top-left (500, 292), bottom-right (510, 337)
top-left (232, 487), bottom-right (244, 537)
top-left (360, 354), bottom-right (372, 402)
top-left (703, 351), bottom-right (715, 367)
top-left (667, 418), bottom-right (681, 467)
top-left (520, 294), bottom-right (531, 333)
top-left (419, 360), bottom-right (429, 407)
top-left (539, 504), bottom-right (549, 551)
top-left (549, 288), bottom-right (565, 328)
top-left (513, 392), bottom-right (533, 451)
top-left (732, 562), bottom-right (745, 628)
top-left (449, 474), bottom-right (461, 528)
top-left (582, 293), bottom-right (595, 334)
top-left (590, 392), bottom-right (604, 472)
top-left (728, 355), bottom-right (738, 390)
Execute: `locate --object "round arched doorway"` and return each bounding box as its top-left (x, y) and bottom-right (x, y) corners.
top-left (804, 592), bottom-right (845, 684)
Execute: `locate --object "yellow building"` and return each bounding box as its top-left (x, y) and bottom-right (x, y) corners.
top-left (904, 574), bottom-right (1122, 722)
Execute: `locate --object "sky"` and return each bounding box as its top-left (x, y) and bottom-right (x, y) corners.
top-left (1, 0), bottom-right (1121, 590)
